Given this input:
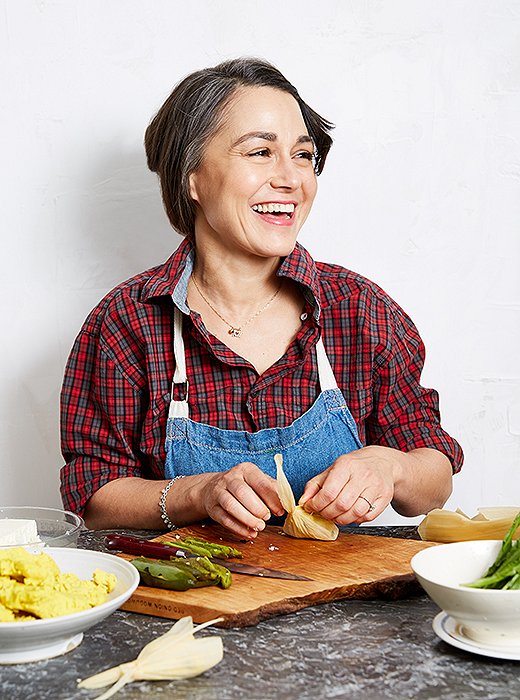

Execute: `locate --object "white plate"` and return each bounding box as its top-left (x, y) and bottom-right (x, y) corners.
top-left (433, 612), bottom-right (520, 661)
top-left (0, 548), bottom-right (139, 664)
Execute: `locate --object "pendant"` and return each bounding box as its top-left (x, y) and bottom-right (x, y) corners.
top-left (228, 327), bottom-right (242, 337)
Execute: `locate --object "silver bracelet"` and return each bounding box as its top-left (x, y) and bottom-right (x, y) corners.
top-left (159, 475), bottom-right (186, 530)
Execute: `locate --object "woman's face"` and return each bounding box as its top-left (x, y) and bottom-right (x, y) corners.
top-left (189, 86), bottom-right (318, 261)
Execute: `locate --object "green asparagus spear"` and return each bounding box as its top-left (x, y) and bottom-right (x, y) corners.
top-left (464, 544), bottom-right (520, 589)
top-left (503, 572), bottom-right (520, 590)
top-left (484, 510), bottom-right (520, 576)
top-left (464, 510), bottom-right (520, 589)
top-left (131, 556), bottom-right (232, 590)
top-left (166, 536), bottom-right (243, 559)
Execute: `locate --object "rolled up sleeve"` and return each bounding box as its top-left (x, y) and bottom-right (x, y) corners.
top-left (367, 303), bottom-right (463, 473)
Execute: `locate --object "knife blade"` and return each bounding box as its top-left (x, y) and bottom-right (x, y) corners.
top-left (104, 533), bottom-right (311, 581)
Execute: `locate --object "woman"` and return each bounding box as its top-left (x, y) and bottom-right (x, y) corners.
top-left (60, 58), bottom-right (463, 539)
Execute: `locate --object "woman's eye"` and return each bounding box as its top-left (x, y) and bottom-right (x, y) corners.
top-left (296, 151), bottom-right (315, 161)
top-left (248, 148), bottom-right (270, 157)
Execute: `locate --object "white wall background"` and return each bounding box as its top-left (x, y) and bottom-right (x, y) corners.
top-left (1, 0), bottom-right (519, 525)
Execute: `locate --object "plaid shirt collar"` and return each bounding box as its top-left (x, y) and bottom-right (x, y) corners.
top-left (141, 237), bottom-right (322, 320)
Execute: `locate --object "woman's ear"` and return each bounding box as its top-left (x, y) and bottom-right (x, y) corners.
top-left (189, 172), bottom-right (199, 203)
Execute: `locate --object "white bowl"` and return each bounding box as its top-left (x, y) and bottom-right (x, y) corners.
top-left (0, 506), bottom-right (84, 548)
top-left (411, 540), bottom-right (520, 647)
top-left (0, 547), bottom-right (139, 664)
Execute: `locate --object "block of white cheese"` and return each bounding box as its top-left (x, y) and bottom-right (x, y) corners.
top-left (0, 519), bottom-right (42, 546)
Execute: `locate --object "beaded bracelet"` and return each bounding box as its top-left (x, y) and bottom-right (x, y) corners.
top-left (159, 475), bottom-right (186, 530)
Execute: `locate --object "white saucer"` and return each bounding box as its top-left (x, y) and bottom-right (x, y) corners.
top-left (433, 612), bottom-right (520, 661)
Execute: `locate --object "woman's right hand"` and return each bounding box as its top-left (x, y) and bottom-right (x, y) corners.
top-left (185, 463), bottom-right (284, 539)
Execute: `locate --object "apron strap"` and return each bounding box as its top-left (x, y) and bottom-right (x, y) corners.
top-left (169, 306), bottom-right (189, 419)
top-left (315, 336), bottom-right (338, 391)
top-left (169, 306), bottom-right (338, 419)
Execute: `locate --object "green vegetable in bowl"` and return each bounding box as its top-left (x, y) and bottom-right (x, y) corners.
top-left (464, 510), bottom-right (520, 589)
top-left (166, 536), bottom-right (243, 559)
top-left (131, 556), bottom-right (232, 591)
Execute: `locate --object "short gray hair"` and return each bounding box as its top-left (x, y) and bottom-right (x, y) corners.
top-left (145, 57), bottom-right (334, 237)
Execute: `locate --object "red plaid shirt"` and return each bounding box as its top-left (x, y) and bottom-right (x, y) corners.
top-left (60, 238), bottom-right (463, 515)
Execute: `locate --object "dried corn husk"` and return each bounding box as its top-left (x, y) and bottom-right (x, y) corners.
top-left (418, 507), bottom-right (520, 543)
top-left (274, 453), bottom-right (338, 541)
top-left (476, 506), bottom-right (520, 521)
top-left (77, 616), bottom-right (223, 700)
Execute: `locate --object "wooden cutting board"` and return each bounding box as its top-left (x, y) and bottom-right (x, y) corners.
top-left (119, 524), bottom-right (435, 628)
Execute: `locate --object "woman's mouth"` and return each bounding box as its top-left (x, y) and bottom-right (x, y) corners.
top-left (251, 202), bottom-right (296, 226)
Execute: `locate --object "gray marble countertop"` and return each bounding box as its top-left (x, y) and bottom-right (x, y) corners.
top-left (1, 527), bottom-right (519, 700)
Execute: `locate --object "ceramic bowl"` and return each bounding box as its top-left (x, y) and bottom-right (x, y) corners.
top-left (0, 547), bottom-right (139, 663)
top-left (0, 506), bottom-right (84, 548)
top-left (411, 540), bottom-right (520, 647)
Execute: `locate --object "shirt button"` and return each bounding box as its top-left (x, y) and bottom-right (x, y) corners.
top-left (250, 390), bottom-right (259, 398)
top-left (300, 312), bottom-right (308, 321)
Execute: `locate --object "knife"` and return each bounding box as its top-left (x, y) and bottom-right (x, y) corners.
top-left (104, 533), bottom-right (311, 581)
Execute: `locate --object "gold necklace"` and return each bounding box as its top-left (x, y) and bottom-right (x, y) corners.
top-left (191, 275), bottom-right (282, 338)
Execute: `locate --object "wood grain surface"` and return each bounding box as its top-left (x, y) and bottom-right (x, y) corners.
top-left (119, 524), bottom-right (435, 628)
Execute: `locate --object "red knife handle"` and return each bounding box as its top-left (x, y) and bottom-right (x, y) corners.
top-left (104, 533), bottom-right (189, 560)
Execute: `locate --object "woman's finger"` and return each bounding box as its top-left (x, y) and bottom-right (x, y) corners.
top-left (298, 474), bottom-right (325, 506)
top-left (204, 462), bottom-right (281, 532)
top-left (301, 448), bottom-right (396, 521)
top-left (242, 465), bottom-right (284, 516)
top-left (208, 503), bottom-right (260, 539)
top-left (215, 485), bottom-right (268, 531)
top-left (326, 493), bottom-right (378, 524)
top-left (301, 466), bottom-right (355, 514)
top-left (312, 482), bottom-right (363, 521)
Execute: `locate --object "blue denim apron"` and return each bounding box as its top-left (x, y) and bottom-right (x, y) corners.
top-left (164, 306), bottom-right (363, 509)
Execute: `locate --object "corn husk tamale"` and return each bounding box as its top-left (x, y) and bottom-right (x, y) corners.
top-left (418, 506), bottom-right (520, 543)
top-left (274, 453), bottom-right (338, 541)
top-left (78, 616), bottom-right (223, 699)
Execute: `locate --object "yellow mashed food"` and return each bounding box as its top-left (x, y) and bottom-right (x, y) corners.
top-left (0, 547), bottom-right (117, 622)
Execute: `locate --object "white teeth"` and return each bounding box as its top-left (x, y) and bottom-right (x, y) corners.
top-left (252, 203), bottom-right (295, 214)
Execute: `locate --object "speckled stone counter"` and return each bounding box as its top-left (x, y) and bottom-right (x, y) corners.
top-left (1, 527), bottom-right (518, 700)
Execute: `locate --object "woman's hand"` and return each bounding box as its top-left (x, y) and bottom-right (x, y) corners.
top-left (193, 462), bottom-right (284, 539)
top-left (83, 466), bottom-right (283, 535)
top-left (299, 446), bottom-right (397, 524)
top-left (299, 446), bottom-right (453, 524)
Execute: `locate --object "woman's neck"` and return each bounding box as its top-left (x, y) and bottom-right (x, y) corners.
top-left (191, 243), bottom-right (282, 316)
top-left (186, 235), bottom-right (304, 373)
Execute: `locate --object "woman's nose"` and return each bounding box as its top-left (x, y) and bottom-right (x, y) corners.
top-left (269, 156), bottom-right (301, 190)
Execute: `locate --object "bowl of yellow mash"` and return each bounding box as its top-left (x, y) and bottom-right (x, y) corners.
top-left (0, 547), bottom-right (139, 664)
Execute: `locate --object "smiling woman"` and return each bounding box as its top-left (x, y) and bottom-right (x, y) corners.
top-left (188, 87), bottom-right (317, 263)
top-left (144, 58), bottom-right (332, 238)
top-left (60, 57), bottom-right (463, 539)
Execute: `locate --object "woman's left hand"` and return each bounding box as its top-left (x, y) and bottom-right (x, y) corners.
top-left (299, 445), bottom-right (399, 524)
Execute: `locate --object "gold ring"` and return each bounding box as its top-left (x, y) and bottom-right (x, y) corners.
top-left (359, 496), bottom-right (375, 512)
